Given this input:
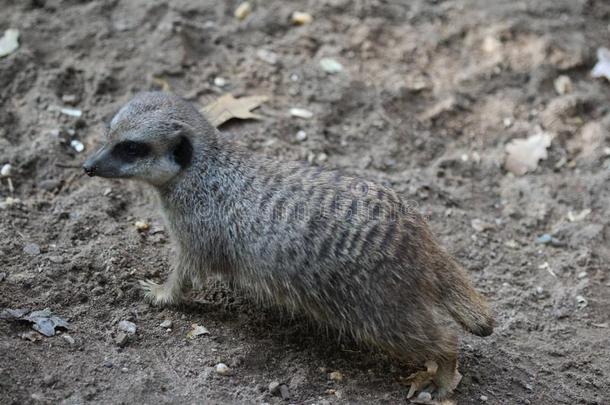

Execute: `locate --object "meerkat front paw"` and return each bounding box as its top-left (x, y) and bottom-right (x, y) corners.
top-left (139, 279), bottom-right (179, 306)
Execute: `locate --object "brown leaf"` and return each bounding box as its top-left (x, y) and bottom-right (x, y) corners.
top-left (150, 76), bottom-right (170, 92)
top-left (202, 93), bottom-right (268, 127)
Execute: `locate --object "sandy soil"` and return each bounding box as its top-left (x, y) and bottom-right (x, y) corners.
top-left (1, 0), bottom-right (609, 404)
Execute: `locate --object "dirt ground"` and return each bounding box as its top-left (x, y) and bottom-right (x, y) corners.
top-left (1, 0), bottom-right (609, 404)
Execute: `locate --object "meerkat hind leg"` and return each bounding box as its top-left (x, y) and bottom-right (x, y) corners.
top-left (432, 355), bottom-right (462, 399)
top-left (405, 356), bottom-right (461, 401)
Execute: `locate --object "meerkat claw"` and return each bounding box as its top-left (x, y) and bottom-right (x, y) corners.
top-left (404, 360), bottom-right (462, 402)
top-left (139, 279), bottom-right (177, 306)
top-left (405, 360), bottom-right (438, 399)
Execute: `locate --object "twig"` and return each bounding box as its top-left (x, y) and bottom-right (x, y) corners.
top-left (55, 163), bottom-right (82, 169)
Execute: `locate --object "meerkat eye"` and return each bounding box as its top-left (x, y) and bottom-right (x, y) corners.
top-left (112, 141), bottom-right (150, 162)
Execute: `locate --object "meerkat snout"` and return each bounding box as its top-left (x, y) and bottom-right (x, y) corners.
top-left (85, 92), bottom-right (495, 400)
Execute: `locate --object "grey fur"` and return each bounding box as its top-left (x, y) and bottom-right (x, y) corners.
top-left (84, 92), bottom-right (494, 398)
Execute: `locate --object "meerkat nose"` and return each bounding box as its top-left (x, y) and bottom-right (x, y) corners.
top-left (83, 163), bottom-right (97, 177)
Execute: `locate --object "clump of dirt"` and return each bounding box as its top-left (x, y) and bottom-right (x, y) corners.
top-left (1, 1), bottom-right (609, 404)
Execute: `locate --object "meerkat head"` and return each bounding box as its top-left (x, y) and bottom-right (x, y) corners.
top-left (83, 92), bottom-right (215, 187)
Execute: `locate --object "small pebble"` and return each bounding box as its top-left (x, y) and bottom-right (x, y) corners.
top-left (471, 218), bottom-right (494, 232)
top-left (319, 58), bottom-right (343, 74)
top-left (0, 196), bottom-right (20, 209)
top-left (0, 28), bottom-right (19, 58)
top-left (576, 295), bottom-right (588, 308)
top-left (268, 381), bottom-right (281, 395)
top-left (291, 11), bottom-right (313, 25)
top-left (213, 77), bottom-right (227, 87)
top-left (329, 371), bottom-right (343, 382)
top-left (115, 332), bottom-right (129, 347)
top-left (121, 367), bottom-right (128, 373)
top-left (480, 394), bottom-right (489, 401)
top-left (160, 319), bottom-right (173, 328)
top-left (482, 36), bottom-right (501, 53)
top-left (554, 75), bottom-right (573, 95)
top-left (417, 391), bottom-right (432, 401)
top-left (234, 2), bottom-right (251, 20)
top-left (39, 179), bottom-right (61, 191)
top-left (42, 374), bottom-right (57, 387)
top-left (62, 334), bottom-right (75, 345)
top-left (295, 130), bottom-right (307, 142)
top-left (279, 384), bottom-right (290, 400)
top-left (134, 221), bottom-right (150, 231)
top-left (118, 320), bottom-right (137, 334)
top-left (60, 107), bottom-right (82, 118)
top-left (23, 243), bottom-right (41, 256)
top-left (215, 363), bottom-right (231, 376)
top-left (62, 94), bottom-right (78, 104)
top-left (317, 153), bottom-right (328, 163)
top-left (48, 255), bottom-right (64, 264)
top-left (504, 239), bottom-right (519, 249)
top-left (535, 234), bottom-right (562, 246)
top-left (577, 271), bottom-right (587, 279)
top-left (257, 49), bottom-right (278, 65)
top-left (70, 140), bottom-right (85, 153)
top-left (0, 163), bottom-right (11, 177)
top-left (289, 108), bottom-right (313, 119)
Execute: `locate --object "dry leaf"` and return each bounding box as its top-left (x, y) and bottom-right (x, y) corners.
top-left (504, 132), bottom-right (553, 175)
top-left (567, 208), bottom-right (591, 222)
top-left (592, 47), bottom-right (610, 81)
top-left (202, 93), bottom-right (268, 127)
top-left (186, 323), bottom-right (210, 339)
top-left (150, 76), bottom-right (170, 92)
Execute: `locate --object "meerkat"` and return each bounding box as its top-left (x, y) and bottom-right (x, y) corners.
top-left (83, 92), bottom-right (494, 399)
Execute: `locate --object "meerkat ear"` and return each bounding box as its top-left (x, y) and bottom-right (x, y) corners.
top-left (168, 120), bottom-right (194, 168)
top-left (172, 135), bottom-right (193, 168)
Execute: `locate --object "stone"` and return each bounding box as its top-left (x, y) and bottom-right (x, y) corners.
top-left (118, 320), bottom-right (136, 334)
top-left (23, 243), bottom-right (41, 256)
top-left (215, 363), bottom-right (231, 376)
top-left (115, 332), bottom-right (129, 347)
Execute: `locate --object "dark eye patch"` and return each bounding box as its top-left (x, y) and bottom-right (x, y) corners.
top-left (112, 141), bottom-right (150, 162)
top-left (172, 136), bottom-right (193, 168)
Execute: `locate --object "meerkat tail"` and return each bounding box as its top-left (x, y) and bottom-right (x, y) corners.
top-left (439, 258), bottom-right (495, 337)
